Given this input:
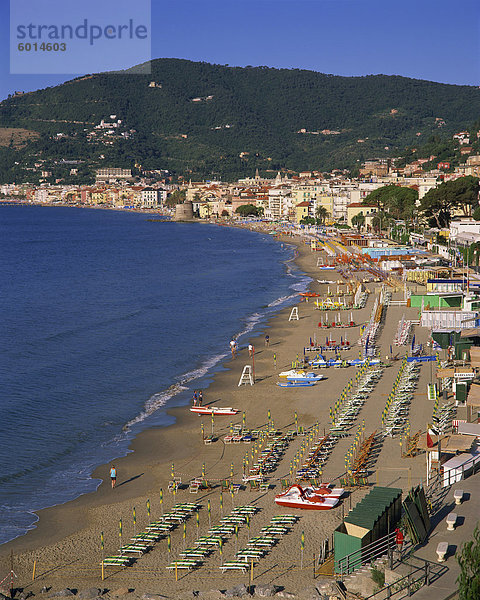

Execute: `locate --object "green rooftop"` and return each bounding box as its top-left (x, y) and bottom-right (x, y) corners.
top-left (345, 487), bottom-right (402, 531)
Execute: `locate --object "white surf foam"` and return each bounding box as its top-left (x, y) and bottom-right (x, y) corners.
top-left (124, 351), bottom-right (229, 430)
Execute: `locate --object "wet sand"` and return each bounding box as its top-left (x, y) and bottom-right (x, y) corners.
top-left (0, 235), bottom-right (436, 598)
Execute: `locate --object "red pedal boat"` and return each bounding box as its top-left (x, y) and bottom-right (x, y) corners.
top-left (274, 484), bottom-right (341, 510)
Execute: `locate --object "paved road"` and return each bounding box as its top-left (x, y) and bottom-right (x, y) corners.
top-left (408, 472), bottom-right (480, 599)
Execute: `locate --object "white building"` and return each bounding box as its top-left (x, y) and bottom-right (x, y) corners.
top-left (265, 186), bottom-right (292, 220)
top-left (141, 188), bottom-right (161, 208)
top-left (450, 219), bottom-right (480, 245)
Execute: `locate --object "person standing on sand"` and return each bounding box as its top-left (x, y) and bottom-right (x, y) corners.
top-left (265, 335), bottom-right (270, 347)
top-left (192, 390), bottom-right (198, 406)
top-left (248, 343), bottom-right (254, 357)
top-left (110, 465), bottom-right (117, 489)
top-left (230, 339), bottom-right (237, 358)
top-left (198, 391), bottom-right (203, 406)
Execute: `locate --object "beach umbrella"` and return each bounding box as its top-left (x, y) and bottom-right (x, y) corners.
top-left (133, 506), bottom-right (136, 536)
top-left (201, 422), bottom-right (204, 440)
top-left (202, 463), bottom-right (206, 477)
top-left (220, 492), bottom-right (223, 514)
top-left (196, 510), bottom-right (200, 537)
top-left (101, 531), bottom-right (104, 562)
top-left (230, 463), bottom-right (234, 478)
top-left (273, 353), bottom-right (277, 367)
top-left (167, 533), bottom-right (171, 553)
top-left (171, 463), bottom-right (175, 479)
top-left (160, 488), bottom-right (163, 514)
top-left (119, 519), bottom-right (123, 553)
top-left (207, 499), bottom-right (211, 527)
top-left (183, 521), bottom-right (187, 540)
top-left (211, 413), bottom-right (215, 435)
top-left (243, 412), bottom-right (246, 430)
top-left (147, 499), bottom-right (151, 523)
top-left (267, 409), bottom-right (271, 422)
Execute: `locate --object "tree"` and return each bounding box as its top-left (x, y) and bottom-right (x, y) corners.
top-left (316, 206), bottom-right (329, 225)
top-left (372, 210), bottom-right (394, 233)
top-left (363, 185), bottom-right (418, 220)
top-left (300, 217), bottom-right (315, 225)
top-left (235, 203), bottom-right (260, 217)
top-left (457, 523), bottom-right (480, 599)
top-left (420, 176), bottom-right (480, 228)
top-left (351, 212), bottom-right (365, 231)
top-left (166, 189), bottom-right (186, 206)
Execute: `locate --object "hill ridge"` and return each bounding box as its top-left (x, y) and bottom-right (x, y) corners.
top-left (0, 58), bottom-right (479, 182)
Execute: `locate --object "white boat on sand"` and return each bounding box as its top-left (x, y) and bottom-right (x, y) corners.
top-left (190, 406), bottom-right (239, 416)
top-left (278, 369), bottom-right (325, 382)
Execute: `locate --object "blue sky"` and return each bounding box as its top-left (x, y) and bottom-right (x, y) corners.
top-left (1, 0), bottom-right (480, 101)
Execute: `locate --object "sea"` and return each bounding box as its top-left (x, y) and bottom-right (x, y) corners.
top-left (0, 205), bottom-right (310, 545)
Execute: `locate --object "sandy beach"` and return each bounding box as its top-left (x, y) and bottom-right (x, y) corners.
top-left (0, 233), bottom-right (437, 599)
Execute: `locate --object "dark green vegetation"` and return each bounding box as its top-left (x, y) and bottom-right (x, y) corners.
top-left (235, 204), bottom-right (263, 217)
top-left (363, 177), bottom-right (480, 230)
top-left (457, 523), bottom-right (480, 600)
top-left (2, 58), bottom-right (480, 182)
top-left (420, 176), bottom-right (480, 227)
top-left (363, 184), bottom-right (419, 230)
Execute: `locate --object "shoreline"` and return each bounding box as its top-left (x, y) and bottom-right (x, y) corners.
top-left (0, 230), bottom-right (311, 556)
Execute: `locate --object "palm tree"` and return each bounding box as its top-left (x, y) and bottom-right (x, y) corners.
top-left (315, 206), bottom-right (329, 225)
top-left (351, 212), bottom-right (365, 231)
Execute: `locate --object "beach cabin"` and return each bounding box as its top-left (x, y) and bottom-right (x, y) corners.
top-left (334, 487), bottom-right (402, 574)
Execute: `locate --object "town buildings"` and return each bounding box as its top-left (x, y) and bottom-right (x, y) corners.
top-left (3, 148), bottom-right (480, 226)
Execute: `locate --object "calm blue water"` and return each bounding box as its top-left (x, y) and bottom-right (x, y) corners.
top-left (0, 206), bottom-right (309, 544)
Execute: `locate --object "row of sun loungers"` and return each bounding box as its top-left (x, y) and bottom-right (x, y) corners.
top-left (248, 432), bottom-right (295, 480)
top-left (394, 315), bottom-right (413, 346)
top-left (382, 361), bottom-right (420, 437)
top-left (343, 430), bottom-right (380, 485)
top-left (220, 514), bottom-right (299, 573)
top-left (432, 401), bottom-right (456, 434)
top-left (296, 434), bottom-right (337, 480)
top-left (330, 365), bottom-right (384, 434)
top-left (102, 503), bottom-right (200, 567)
top-left (166, 505), bottom-right (259, 573)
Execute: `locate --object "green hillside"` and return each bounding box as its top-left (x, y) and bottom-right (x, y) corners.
top-left (1, 58), bottom-right (480, 182)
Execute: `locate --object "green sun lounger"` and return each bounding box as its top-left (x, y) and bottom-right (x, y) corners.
top-left (166, 560), bottom-right (200, 571)
top-left (220, 561), bottom-right (249, 573)
top-left (102, 555), bottom-right (132, 566)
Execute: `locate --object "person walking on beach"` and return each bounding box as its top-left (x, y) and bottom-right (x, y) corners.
top-left (110, 465), bottom-right (117, 489)
top-left (265, 335), bottom-right (270, 347)
top-left (230, 339), bottom-right (237, 358)
top-left (248, 343), bottom-right (254, 358)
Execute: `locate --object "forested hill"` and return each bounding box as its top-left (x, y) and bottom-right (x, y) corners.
top-left (1, 58), bottom-right (480, 181)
